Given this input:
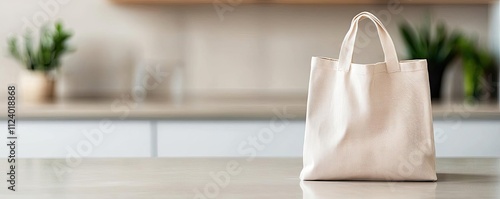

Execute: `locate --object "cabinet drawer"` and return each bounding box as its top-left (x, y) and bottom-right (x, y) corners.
top-left (433, 120), bottom-right (500, 157)
top-left (1, 120), bottom-right (151, 158)
top-left (158, 120), bottom-right (305, 157)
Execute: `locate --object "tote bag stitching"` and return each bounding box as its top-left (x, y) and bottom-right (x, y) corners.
top-left (313, 57), bottom-right (427, 74)
top-left (313, 59), bottom-right (427, 75)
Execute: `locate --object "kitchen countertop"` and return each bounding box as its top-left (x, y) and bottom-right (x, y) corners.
top-left (1, 158), bottom-right (499, 198)
top-left (10, 95), bottom-right (307, 120)
top-left (2, 95), bottom-right (500, 119)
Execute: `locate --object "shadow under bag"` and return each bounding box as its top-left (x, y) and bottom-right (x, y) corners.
top-left (300, 11), bottom-right (437, 181)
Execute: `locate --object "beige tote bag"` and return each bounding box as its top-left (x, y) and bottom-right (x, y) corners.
top-left (300, 12), bottom-right (437, 181)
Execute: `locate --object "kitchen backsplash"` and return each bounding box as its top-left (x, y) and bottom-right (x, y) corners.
top-left (0, 1), bottom-right (492, 100)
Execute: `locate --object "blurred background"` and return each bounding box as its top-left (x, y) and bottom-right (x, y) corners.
top-left (0, 0), bottom-right (499, 158)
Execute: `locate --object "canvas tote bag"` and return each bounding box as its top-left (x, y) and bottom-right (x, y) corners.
top-left (300, 12), bottom-right (437, 181)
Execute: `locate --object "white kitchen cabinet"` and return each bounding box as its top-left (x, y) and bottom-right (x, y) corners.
top-left (433, 119), bottom-right (500, 157)
top-left (157, 120), bottom-right (305, 157)
top-left (157, 120), bottom-right (500, 157)
top-left (1, 120), bottom-right (151, 158)
top-left (1, 119), bottom-right (499, 158)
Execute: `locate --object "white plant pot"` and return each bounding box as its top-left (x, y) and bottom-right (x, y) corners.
top-left (19, 71), bottom-right (55, 103)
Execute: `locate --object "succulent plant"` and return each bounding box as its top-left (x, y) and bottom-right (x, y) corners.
top-left (7, 22), bottom-right (73, 71)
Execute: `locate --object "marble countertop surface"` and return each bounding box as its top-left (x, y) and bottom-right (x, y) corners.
top-left (1, 158), bottom-right (499, 198)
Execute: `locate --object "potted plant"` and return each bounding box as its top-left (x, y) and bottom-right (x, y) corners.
top-left (400, 18), bottom-right (498, 102)
top-left (7, 22), bottom-right (73, 102)
top-left (399, 19), bottom-right (462, 100)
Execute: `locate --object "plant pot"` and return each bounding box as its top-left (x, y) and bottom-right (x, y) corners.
top-left (19, 71), bottom-right (55, 103)
top-left (427, 63), bottom-right (446, 101)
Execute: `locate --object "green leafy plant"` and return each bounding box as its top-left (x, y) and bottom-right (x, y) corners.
top-left (8, 22), bottom-right (73, 72)
top-left (457, 37), bottom-right (496, 100)
top-left (399, 18), bottom-right (497, 101)
top-left (399, 18), bottom-right (462, 100)
top-left (399, 21), bottom-right (462, 68)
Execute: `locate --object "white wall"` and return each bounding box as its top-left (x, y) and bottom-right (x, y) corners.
top-left (0, 1), bottom-right (492, 99)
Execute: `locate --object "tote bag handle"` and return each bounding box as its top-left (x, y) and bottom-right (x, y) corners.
top-left (338, 12), bottom-right (400, 73)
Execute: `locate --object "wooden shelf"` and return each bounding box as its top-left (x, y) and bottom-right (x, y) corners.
top-left (112, 0), bottom-right (497, 5)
